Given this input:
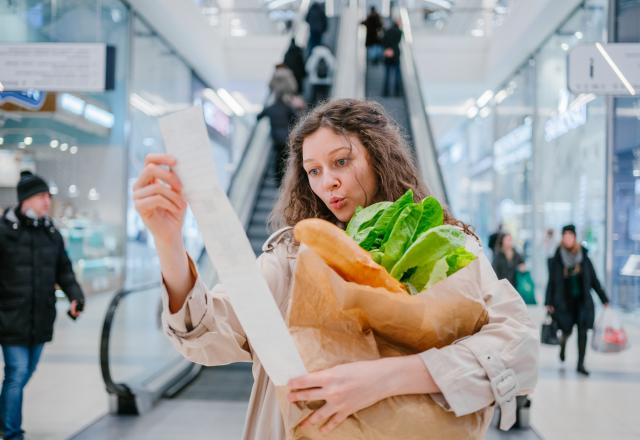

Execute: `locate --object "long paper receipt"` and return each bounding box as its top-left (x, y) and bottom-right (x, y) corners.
top-left (159, 107), bottom-right (307, 386)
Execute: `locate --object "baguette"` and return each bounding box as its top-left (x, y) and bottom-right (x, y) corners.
top-left (294, 218), bottom-right (408, 294)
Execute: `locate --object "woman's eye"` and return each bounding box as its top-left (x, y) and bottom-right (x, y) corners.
top-left (336, 158), bottom-right (348, 167)
top-left (308, 168), bottom-right (319, 176)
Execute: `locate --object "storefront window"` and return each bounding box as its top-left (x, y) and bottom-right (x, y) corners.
top-left (531, 1), bottom-right (608, 292)
top-left (0, 0), bottom-right (130, 294)
top-left (493, 63), bottom-right (535, 262)
top-left (611, 0), bottom-right (640, 310)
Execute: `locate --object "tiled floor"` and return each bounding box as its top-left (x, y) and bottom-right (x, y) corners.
top-left (4, 299), bottom-right (639, 439)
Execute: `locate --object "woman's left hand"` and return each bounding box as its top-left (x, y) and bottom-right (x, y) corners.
top-left (287, 355), bottom-right (439, 434)
top-left (287, 360), bottom-right (387, 434)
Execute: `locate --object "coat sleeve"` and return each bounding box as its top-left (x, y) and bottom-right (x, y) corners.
top-left (587, 258), bottom-right (609, 305)
top-left (55, 232), bottom-right (85, 304)
top-left (161, 247), bottom-right (291, 366)
top-left (544, 258), bottom-right (556, 306)
top-left (419, 247), bottom-right (538, 431)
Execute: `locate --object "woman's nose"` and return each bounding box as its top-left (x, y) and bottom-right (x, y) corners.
top-left (322, 171), bottom-right (340, 190)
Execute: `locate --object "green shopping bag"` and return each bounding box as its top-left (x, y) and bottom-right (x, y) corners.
top-left (515, 271), bottom-right (536, 305)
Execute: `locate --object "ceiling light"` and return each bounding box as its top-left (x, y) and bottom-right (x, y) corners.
top-left (84, 104), bottom-right (114, 128)
top-left (268, 0), bottom-right (297, 9)
top-left (203, 88), bottom-right (233, 116)
top-left (422, 0), bottom-right (452, 10)
top-left (24, 136), bottom-right (33, 145)
top-left (230, 28), bottom-right (247, 37)
top-left (0, 137), bottom-right (3, 145)
top-left (49, 182), bottom-right (58, 195)
top-left (476, 89), bottom-right (494, 107)
top-left (18, 142), bottom-right (26, 149)
top-left (561, 43), bottom-right (569, 51)
top-left (466, 106), bottom-right (479, 119)
top-left (479, 107), bottom-right (491, 118)
top-left (68, 184), bottom-right (78, 197)
top-left (574, 31), bottom-right (583, 39)
top-left (130, 93), bottom-right (164, 117)
top-left (596, 42), bottom-right (636, 96)
top-left (494, 89), bottom-right (508, 104)
top-left (471, 28), bottom-right (484, 37)
top-left (50, 139), bottom-right (59, 148)
top-left (217, 88), bottom-right (245, 116)
top-left (60, 143), bottom-right (68, 151)
top-left (88, 188), bottom-right (100, 201)
top-left (70, 145), bottom-right (78, 154)
top-left (494, 5), bottom-right (507, 14)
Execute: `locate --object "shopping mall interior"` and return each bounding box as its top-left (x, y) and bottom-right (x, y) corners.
top-left (0, 0), bottom-right (638, 439)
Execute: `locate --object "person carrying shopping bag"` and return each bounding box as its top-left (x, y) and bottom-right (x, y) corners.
top-left (134, 99), bottom-right (538, 439)
top-left (545, 224), bottom-right (609, 376)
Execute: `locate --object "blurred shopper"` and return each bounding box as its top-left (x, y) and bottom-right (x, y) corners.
top-left (382, 19), bottom-right (403, 97)
top-left (0, 171), bottom-right (84, 440)
top-left (362, 6), bottom-right (383, 64)
top-left (268, 63), bottom-right (298, 100)
top-left (305, 1), bottom-right (327, 57)
top-left (545, 224), bottom-right (609, 376)
top-left (306, 45), bottom-right (335, 106)
top-left (283, 38), bottom-right (306, 94)
top-left (492, 233), bottom-right (525, 288)
top-left (257, 96), bottom-right (298, 185)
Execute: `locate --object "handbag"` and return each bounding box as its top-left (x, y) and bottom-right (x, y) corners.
top-left (540, 312), bottom-right (560, 345)
top-left (515, 271), bottom-right (536, 305)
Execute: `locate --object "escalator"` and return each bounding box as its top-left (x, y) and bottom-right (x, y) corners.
top-left (73, 13), bottom-right (349, 440)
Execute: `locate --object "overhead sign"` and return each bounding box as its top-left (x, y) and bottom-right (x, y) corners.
top-left (568, 43), bottom-right (640, 96)
top-left (0, 43), bottom-right (115, 92)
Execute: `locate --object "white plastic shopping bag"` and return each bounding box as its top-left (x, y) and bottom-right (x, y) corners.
top-left (591, 307), bottom-right (629, 353)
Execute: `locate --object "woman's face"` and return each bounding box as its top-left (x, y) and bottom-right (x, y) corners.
top-left (562, 231), bottom-right (576, 249)
top-left (502, 234), bottom-right (512, 250)
top-left (302, 127), bottom-right (378, 223)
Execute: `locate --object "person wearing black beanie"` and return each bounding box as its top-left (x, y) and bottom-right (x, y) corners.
top-left (17, 170), bottom-right (50, 206)
top-left (0, 170), bottom-right (85, 439)
top-left (545, 224), bottom-right (609, 376)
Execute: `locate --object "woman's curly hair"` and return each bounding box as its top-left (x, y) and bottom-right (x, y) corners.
top-left (268, 99), bottom-right (476, 239)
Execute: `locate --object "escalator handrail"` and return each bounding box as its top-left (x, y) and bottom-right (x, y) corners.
top-left (398, 8), bottom-right (449, 206)
top-left (100, 281), bottom-right (162, 398)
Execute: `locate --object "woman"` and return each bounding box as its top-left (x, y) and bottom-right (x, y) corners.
top-left (133, 100), bottom-right (537, 438)
top-left (545, 224), bottom-right (609, 376)
top-left (492, 233), bottom-right (525, 288)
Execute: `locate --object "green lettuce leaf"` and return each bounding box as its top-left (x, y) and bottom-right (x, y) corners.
top-left (355, 189), bottom-right (414, 250)
top-left (390, 225), bottom-right (466, 289)
top-left (445, 247), bottom-right (477, 276)
top-left (346, 201), bottom-right (392, 238)
top-left (411, 196), bottom-right (444, 241)
top-left (379, 203), bottom-right (423, 271)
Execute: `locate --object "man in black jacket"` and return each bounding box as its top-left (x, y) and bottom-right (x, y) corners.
top-left (0, 171), bottom-right (84, 440)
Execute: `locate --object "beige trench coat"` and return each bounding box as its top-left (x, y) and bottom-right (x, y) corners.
top-left (161, 228), bottom-right (539, 439)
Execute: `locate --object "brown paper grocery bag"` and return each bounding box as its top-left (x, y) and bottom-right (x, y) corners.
top-left (279, 248), bottom-right (494, 439)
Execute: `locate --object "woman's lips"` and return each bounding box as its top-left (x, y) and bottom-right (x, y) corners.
top-left (329, 197), bottom-right (346, 209)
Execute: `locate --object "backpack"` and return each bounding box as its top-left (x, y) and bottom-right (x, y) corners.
top-left (316, 57), bottom-right (329, 79)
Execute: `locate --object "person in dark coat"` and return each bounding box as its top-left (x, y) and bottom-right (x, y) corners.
top-left (305, 1), bottom-right (328, 57)
top-left (283, 38), bottom-right (306, 94)
top-left (487, 223), bottom-right (504, 256)
top-left (382, 19), bottom-right (403, 97)
top-left (257, 97), bottom-right (298, 185)
top-left (545, 224), bottom-right (609, 376)
top-left (492, 233), bottom-right (525, 288)
top-left (0, 171), bottom-right (84, 439)
top-left (361, 6), bottom-right (383, 63)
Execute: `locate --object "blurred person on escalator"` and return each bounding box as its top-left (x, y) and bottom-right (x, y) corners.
top-left (545, 224), bottom-right (609, 376)
top-left (0, 171), bottom-right (85, 440)
top-left (283, 38), bottom-right (307, 94)
top-left (361, 6), bottom-right (384, 64)
top-left (257, 96), bottom-right (300, 186)
top-left (382, 19), bottom-right (403, 97)
top-left (305, 1), bottom-right (328, 57)
top-left (269, 63), bottom-right (299, 100)
top-left (305, 45), bottom-right (335, 106)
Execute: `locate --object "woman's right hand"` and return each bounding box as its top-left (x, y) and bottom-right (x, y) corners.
top-left (133, 153), bottom-right (187, 246)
